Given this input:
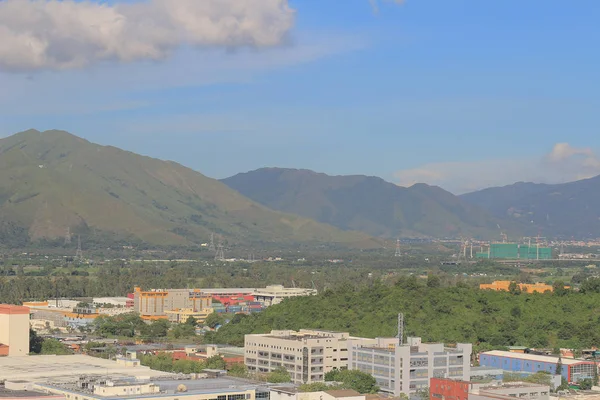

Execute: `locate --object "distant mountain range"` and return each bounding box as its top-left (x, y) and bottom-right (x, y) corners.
top-left (0, 130), bottom-right (376, 248)
top-left (221, 168), bottom-right (518, 239)
top-left (2, 129), bottom-right (598, 248)
top-left (461, 177), bottom-right (600, 239)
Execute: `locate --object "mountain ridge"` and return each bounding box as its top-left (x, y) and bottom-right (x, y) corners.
top-left (0, 129), bottom-right (377, 248)
top-left (221, 167), bottom-right (518, 239)
top-left (461, 175), bottom-right (600, 238)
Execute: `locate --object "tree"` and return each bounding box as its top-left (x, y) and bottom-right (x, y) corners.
top-left (205, 312), bottom-right (224, 329)
top-left (508, 281), bottom-right (521, 295)
top-left (427, 274), bottom-right (441, 288)
top-left (185, 316), bottom-right (198, 326)
top-left (555, 356), bottom-right (563, 377)
top-left (578, 378), bottom-right (593, 390)
top-left (41, 338), bottom-right (71, 355)
top-left (205, 355), bottom-right (227, 370)
top-left (553, 281), bottom-right (568, 296)
top-left (299, 383), bottom-right (335, 392)
top-left (228, 363), bottom-right (248, 378)
top-left (329, 370), bottom-right (379, 394)
top-left (29, 329), bottom-right (43, 354)
top-left (417, 388), bottom-right (430, 400)
top-left (266, 367), bottom-right (292, 383)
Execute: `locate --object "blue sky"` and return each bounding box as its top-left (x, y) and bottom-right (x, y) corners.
top-left (1, 0), bottom-right (599, 193)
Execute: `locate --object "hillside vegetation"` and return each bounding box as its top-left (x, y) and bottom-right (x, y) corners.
top-left (0, 130), bottom-right (376, 248)
top-left (222, 168), bottom-right (522, 239)
top-left (207, 277), bottom-right (600, 350)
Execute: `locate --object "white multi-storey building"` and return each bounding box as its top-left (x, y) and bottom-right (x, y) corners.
top-left (245, 330), bottom-right (373, 384)
top-left (348, 337), bottom-right (472, 398)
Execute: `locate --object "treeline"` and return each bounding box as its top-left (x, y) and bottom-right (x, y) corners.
top-left (0, 261), bottom-right (410, 304)
top-left (206, 276), bottom-right (600, 350)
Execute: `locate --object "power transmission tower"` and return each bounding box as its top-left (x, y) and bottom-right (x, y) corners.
top-left (214, 235), bottom-right (225, 261)
top-left (64, 227), bottom-right (71, 245)
top-left (394, 239), bottom-right (401, 257)
top-left (208, 233), bottom-right (216, 252)
top-left (397, 313), bottom-right (404, 346)
top-left (75, 235), bottom-right (83, 260)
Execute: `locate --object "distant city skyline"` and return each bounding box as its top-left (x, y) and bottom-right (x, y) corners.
top-left (1, 0), bottom-right (599, 194)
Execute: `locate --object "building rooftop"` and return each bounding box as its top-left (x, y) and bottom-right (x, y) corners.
top-left (325, 390), bottom-right (362, 398)
top-left (36, 377), bottom-right (274, 400)
top-left (482, 350), bottom-right (590, 365)
top-left (0, 355), bottom-right (171, 383)
top-left (0, 388), bottom-right (63, 398)
top-left (0, 304), bottom-right (30, 315)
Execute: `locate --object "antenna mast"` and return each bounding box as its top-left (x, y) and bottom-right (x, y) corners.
top-left (397, 313), bottom-right (404, 346)
top-left (214, 235), bottom-right (225, 261)
top-left (394, 239), bottom-right (401, 257)
top-left (64, 227), bottom-right (71, 245)
top-left (208, 233), bottom-right (216, 252)
top-left (75, 235), bottom-right (83, 260)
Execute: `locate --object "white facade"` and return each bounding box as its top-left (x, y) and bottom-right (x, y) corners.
top-left (349, 337), bottom-right (472, 398)
top-left (252, 285), bottom-right (317, 306)
top-left (245, 330), bottom-right (371, 384)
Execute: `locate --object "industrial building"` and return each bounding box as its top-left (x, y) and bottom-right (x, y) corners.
top-left (476, 243), bottom-right (552, 260)
top-left (34, 376), bottom-right (273, 400)
top-left (245, 330), bottom-right (375, 384)
top-left (469, 382), bottom-right (550, 400)
top-left (252, 285), bottom-right (317, 306)
top-left (430, 378), bottom-right (550, 400)
top-left (479, 281), bottom-right (561, 293)
top-left (132, 287), bottom-right (213, 321)
top-left (479, 350), bottom-right (596, 383)
top-left (0, 304), bottom-right (30, 357)
top-left (349, 337), bottom-right (472, 398)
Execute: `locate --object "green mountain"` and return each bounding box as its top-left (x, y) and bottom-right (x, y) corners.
top-left (0, 130), bottom-right (376, 248)
top-left (221, 168), bottom-right (514, 239)
top-left (461, 176), bottom-right (600, 238)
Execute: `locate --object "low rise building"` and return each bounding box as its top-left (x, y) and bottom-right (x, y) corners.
top-left (478, 281), bottom-right (566, 293)
top-left (252, 285), bottom-right (317, 306)
top-left (133, 287), bottom-right (212, 321)
top-left (469, 382), bottom-right (550, 400)
top-left (34, 376), bottom-right (275, 400)
top-left (430, 378), bottom-right (471, 400)
top-left (0, 304), bottom-right (30, 357)
top-left (479, 350), bottom-right (595, 383)
top-left (349, 337), bottom-right (472, 398)
top-left (245, 330), bottom-right (369, 384)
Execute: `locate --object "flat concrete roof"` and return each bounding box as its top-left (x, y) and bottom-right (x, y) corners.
top-left (0, 355), bottom-right (172, 383)
top-left (35, 377), bottom-right (274, 400)
top-left (482, 350), bottom-right (590, 365)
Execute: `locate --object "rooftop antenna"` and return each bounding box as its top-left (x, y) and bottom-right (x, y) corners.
top-left (397, 313), bottom-right (404, 346)
top-left (75, 235), bottom-right (83, 260)
top-left (394, 239), bottom-right (401, 257)
top-left (64, 227), bottom-right (72, 245)
top-left (208, 233), bottom-right (216, 252)
top-left (214, 235), bottom-right (225, 261)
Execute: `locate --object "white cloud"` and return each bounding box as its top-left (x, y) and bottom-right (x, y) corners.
top-left (0, 0), bottom-right (295, 71)
top-left (394, 143), bottom-right (600, 194)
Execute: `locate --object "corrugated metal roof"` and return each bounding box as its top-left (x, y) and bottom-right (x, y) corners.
top-left (482, 350), bottom-right (591, 365)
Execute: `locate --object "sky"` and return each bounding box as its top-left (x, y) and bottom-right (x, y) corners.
top-left (1, 0), bottom-right (599, 194)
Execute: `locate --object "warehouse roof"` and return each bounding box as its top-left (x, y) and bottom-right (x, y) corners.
top-left (0, 354), bottom-right (171, 383)
top-left (482, 350), bottom-right (591, 365)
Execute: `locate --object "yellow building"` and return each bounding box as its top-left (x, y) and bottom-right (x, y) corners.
top-left (164, 307), bottom-right (214, 324)
top-left (479, 281), bottom-right (568, 293)
top-left (0, 304), bottom-right (30, 357)
top-left (133, 287), bottom-right (212, 321)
